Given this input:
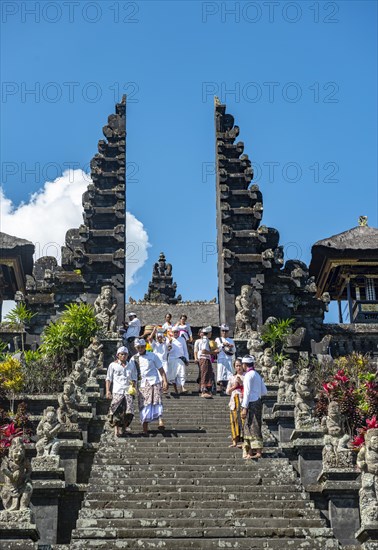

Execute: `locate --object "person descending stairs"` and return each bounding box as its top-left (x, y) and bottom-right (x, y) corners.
top-left (69, 361), bottom-right (343, 549)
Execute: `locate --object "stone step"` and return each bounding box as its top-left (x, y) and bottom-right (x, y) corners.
top-left (87, 492), bottom-right (308, 502)
top-left (69, 538), bottom-right (340, 549)
top-left (89, 466), bottom-right (295, 476)
top-left (71, 526), bottom-right (335, 540)
top-left (93, 457), bottom-right (281, 466)
top-left (75, 517), bottom-right (326, 530)
top-left (83, 497), bottom-right (314, 510)
top-left (78, 506), bottom-right (320, 520)
top-left (83, 476), bottom-right (300, 488)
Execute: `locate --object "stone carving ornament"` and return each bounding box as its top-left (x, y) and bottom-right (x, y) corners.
top-left (247, 331), bottom-right (264, 359)
top-left (321, 401), bottom-right (353, 469)
top-left (259, 348), bottom-right (276, 382)
top-left (69, 359), bottom-right (88, 403)
top-left (277, 359), bottom-right (296, 404)
top-left (0, 438), bottom-right (33, 511)
top-left (94, 285), bottom-right (117, 335)
top-left (294, 367), bottom-right (319, 430)
top-left (357, 428), bottom-right (378, 527)
top-left (234, 285), bottom-right (258, 339)
top-left (35, 406), bottom-right (61, 457)
top-left (57, 381), bottom-right (79, 428)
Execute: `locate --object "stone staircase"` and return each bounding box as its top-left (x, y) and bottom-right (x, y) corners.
top-left (68, 362), bottom-right (342, 549)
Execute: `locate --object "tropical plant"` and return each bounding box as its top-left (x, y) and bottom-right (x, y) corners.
top-left (0, 340), bottom-right (9, 361)
top-left (0, 356), bottom-right (24, 413)
top-left (261, 318), bottom-right (294, 356)
top-left (22, 350), bottom-right (65, 393)
top-left (60, 303), bottom-right (99, 359)
top-left (4, 303), bottom-right (36, 352)
top-left (352, 416), bottom-right (378, 450)
top-left (314, 352), bottom-right (378, 438)
top-left (40, 303), bottom-right (99, 369)
top-left (0, 402), bottom-right (32, 458)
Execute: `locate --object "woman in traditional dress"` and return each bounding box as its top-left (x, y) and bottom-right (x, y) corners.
top-left (129, 338), bottom-right (169, 435)
top-left (106, 346), bottom-right (137, 437)
top-left (226, 358), bottom-right (244, 448)
top-left (215, 324), bottom-right (235, 394)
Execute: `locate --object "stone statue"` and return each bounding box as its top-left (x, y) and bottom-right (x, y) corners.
top-left (88, 336), bottom-right (104, 368)
top-left (321, 401), bottom-right (353, 469)
top-left (269, 364), bottom-right (279, 383)
top-left (0, 438), bottom-right (33, 511)
top-left (277, 359), bottom-right (296, 404)
top-left (294, 367), bottom-right (319, 430)
top-left (82, 347), bottom-right (99, 382)
top-left (94, 285), bottom-right (117, 334)
top-left (69, 360), bottom-right (88, 404)
top-left (259, 348), bottom-right (276, 382)
top-left (35, 406), bottom-right (61, 457)
top-left (235, 285), bottom-right (258, 339)
top-left (305, 276), bottom-right (317, 293)
top-left (247, 331), bottom-right (264, 358)
top-left (57, 381), bottom-right (79, 427)
top-left (357, 428), bottom-right (378, 527)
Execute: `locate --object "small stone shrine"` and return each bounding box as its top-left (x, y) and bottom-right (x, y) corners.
top-left (143, 252), bottom-right (182, 304)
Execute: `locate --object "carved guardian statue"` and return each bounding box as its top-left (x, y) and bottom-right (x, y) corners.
top-left (0, 438), bottom-right (33, 511)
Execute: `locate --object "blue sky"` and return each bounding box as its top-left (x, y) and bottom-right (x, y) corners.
top-left (1, 1), bottom-right (377, 322)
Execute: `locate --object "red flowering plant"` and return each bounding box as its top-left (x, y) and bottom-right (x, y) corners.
top-left (352, 415), bottom-right (378, 450)
top-left (314, 353), bottom-right (377, 440)
top-left (0, 402), bottom-right (33, 458)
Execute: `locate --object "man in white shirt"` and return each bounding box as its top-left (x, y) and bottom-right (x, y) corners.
top-left (105, 346), bottom-right (137, 437)
top-left (167, 327), bottom-right (189, 394)
top-left (124, 313), bottom-right (141, 356)
top-left (129, 339), bottom-right (168, 435)
top-left (215, 324), bottom-right (235, 395)
top-left (241, 355), bottom-right (267, 460)
top-left (148, 327), bottom-right (169, 375)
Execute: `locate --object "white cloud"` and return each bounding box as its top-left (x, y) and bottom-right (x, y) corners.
top-left (0, 169), bottom-right (149, 292)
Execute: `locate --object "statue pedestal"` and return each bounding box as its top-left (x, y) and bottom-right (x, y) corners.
top-left (356, 523), bottom-right (378, 549)
top-left (31, 457), bottom-right (65, 546)
top-left (58, 439), bottom-right (84, 484)
top-left (0, 509), bottom-right (39, 547)
top-left (290, 429), bottom-right (325, 488)
top-left (233, 339), bottom-right (248, 357)
top-left (318, 468), bottom-right (361, 546)
top-left (272, 403), bottom-right (295, 444)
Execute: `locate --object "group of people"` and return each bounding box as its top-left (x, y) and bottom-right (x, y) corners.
top-left (107, 313), bottom-right (267, 458)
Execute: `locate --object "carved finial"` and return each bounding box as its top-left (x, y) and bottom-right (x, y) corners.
top-left (214, 96), bottom-right (221, 106)
top-left (359, 216), bottom-right (368, 226)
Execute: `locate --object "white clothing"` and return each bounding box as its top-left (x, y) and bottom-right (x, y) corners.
top-left (167, 357), bottom-right (186, 386)
top-left (217, 356), bottom-right (233, 382)
top-left (168, 337), bottom-right (189, 361)
top-left (162, 322), bottom-right (172, 332)
top-left (196, 337), bottom-right (211, 360)
top-left (241, 369), bottom-right (267, 409)
top-left (215, 337), bottom-right (235, 361)
top-left (152, 339), bottom-right (169, 363)
top-left (106, 361), bottom-right (137, 394)
top-left (140, 404), bottom-right (163, 423)
top-left (125, 317), bottom-right (141, 339)
top-left (174, 323), bottom-right (192, 341)
top-left (129, 352), bottom-right (163, 388)
top-left (152, 339), bottom-right (169, 377)
top-left (215, 336), bottom-right (235, 382)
